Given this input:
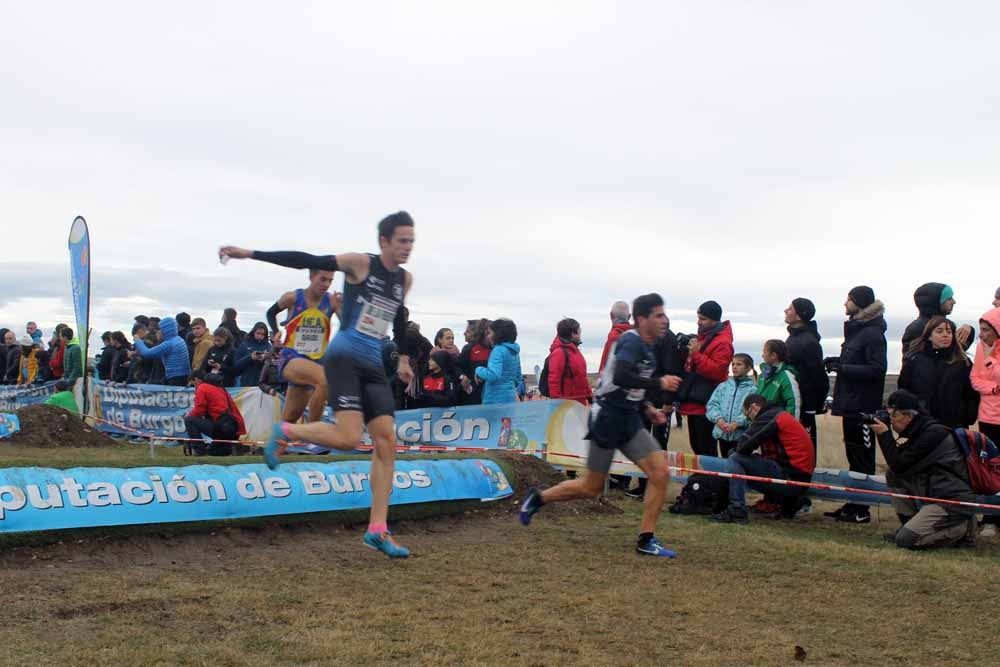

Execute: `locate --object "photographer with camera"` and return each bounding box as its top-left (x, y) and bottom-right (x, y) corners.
top-left (823, 286), bottom-right (888, 524)
top-left (869, 390), bottom-right (976, 549)
top-left (677, 301), bottom-right (734, 457)
top-left (184, 370), bottom-right (247, 456)
top-left (234, 322), bottom-right (272, 387)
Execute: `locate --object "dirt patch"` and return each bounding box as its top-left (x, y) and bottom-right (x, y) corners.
top-left (7, 404), bottom-right (117, 448)
top-left (486, 451), bottom-right (623, 518)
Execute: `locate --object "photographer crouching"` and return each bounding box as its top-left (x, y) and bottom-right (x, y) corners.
top-left (870, 390), bottom-right (976, 550)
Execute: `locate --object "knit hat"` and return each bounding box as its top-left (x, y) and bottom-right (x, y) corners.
top-left (848, 286), bottom-right (876, 310)
top-left (19, 335), bottom-right (34, 347)
top-left (887, 390), bottom-right (921, 413)
top-left (697, 300), bottom-right (723, 322)
top-left (939, 285), bottom-right (954, 304)
top-left (791, 297), bottom-right (816, 322)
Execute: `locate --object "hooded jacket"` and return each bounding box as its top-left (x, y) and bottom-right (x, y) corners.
top-left (705, 375), bottom-right (756, 441)
top-left (234, 336), bottom-right (272, 388)
top-left (971, 308), bottom-right (1000, 425)
top-left (680, 320), bottom-right (735, 416)
top-left (757, 362), bottom-right (802, 419)
top-left (547, 336), bottom-right (592, 405)
top-left (133, 316), bottom-right (192, 382)
top-left (901, 282), bottom-right (974, 358)
top-left (786, 321), bottom-right (829, 414)
top-left (898, 347), bottom-right (978, 428)
top-left (188, 382), bottom-right (247, 437)
top-left (475, 342), bottom-right (523, 405)
top-left (599, 322), bottom-right (633, 373)
top-left (877, 414), bottom-right (975, 515)
top-left (831, 301), bottom-right (888, 416)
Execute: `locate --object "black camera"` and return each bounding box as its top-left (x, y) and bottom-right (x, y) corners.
top-left (859, 410), bottom-right (890, 426)
top-left (676, 333), bottom-right (696, 351)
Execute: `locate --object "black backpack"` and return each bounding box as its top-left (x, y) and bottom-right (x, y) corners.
top-left (538, 347), bottom-right (572, 398)
top-left (668, 473), bottom-right (728, 515)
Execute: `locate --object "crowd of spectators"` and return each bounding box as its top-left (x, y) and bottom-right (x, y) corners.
top-left (4, 283), bottom-right (1000, 546)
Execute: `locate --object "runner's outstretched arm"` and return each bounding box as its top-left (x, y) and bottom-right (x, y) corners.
top-left (218, 246), bottom-right (368, 276)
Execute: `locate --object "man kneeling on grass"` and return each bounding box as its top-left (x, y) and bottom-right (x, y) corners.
top-left (870, 390), bottom-right (976, 549)
top-left (711, 394), bottom-right (815, 524)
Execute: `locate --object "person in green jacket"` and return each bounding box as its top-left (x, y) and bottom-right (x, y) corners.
top-left (44, 380), bottom-right (79, 414)
top-left (758, 340), bottom-right (802, 420)
top-left (60, 327), bottom-right (83, 384)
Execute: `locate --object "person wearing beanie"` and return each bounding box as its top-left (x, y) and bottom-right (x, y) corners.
top-left (993, 287), bottom-right (1000, 309)
top-left (678, 300), bottom-right (734, 457)
top-left (784, 297), bottom-right (828, 454)
top-left (869, 390), bottom-right (976, 549)
top-left (901, 283), bottom-right (974, 366)
top-left (822, 286), bottom-right (888, 524)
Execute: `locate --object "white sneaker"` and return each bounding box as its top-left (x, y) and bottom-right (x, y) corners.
top-left (980, 523), bottom-right (997, 538)
top-left (795, 501), bottom-right (813, 518)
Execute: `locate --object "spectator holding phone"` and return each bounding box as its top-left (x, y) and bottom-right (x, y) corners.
top-left (234, 321), bottom-right (271, 387)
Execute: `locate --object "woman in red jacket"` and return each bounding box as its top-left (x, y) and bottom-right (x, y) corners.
top-left (679, 301), bottom-right (734, 457)
top-left (547, 318), bottom-right (592, 405)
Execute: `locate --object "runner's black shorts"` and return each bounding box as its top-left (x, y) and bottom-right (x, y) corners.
top-left (324, 351), bottom-right (395, 423)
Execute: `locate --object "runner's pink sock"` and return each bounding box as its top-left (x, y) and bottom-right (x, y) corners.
top-left (368, 522), bottom-right (387, 535)
top-left (280, 422), bottom-right (294, 439)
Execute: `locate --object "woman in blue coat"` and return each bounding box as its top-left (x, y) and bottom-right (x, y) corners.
top-left (475, 318), bottom-right (524, 404)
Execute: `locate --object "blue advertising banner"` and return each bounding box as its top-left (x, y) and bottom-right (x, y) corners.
top-left (0, 414), bottom-right (20, 439)
top-left (0, 382), bottom-right (60, 412)
top-left (68, 216), bottom-right (91, 378)
top-left (87, 380), bottom-right (587, 456)
top-left (0, 458), bottom-right (513, 533)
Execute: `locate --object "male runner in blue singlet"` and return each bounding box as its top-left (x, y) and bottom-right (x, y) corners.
top-left (219, 212), bottom-right (416, 558)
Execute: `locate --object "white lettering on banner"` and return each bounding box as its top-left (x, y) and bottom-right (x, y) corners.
top-left (237, 473), bottom-right (265, 500)
top-left (0, 465), bottom-right (477, 524)
top-left (264, 476), bottom-right (291, 498)
top-left (296, 470), bottom-right (432, 496)
top-left (396, 412), bottom-right (492, 444)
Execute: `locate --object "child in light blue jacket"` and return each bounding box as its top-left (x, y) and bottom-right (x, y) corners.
top-left (705, 353), bottom-right (758, 457)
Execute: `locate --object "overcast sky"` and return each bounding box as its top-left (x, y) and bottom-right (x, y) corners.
top-left (2, 2), bottom-right (997, 373)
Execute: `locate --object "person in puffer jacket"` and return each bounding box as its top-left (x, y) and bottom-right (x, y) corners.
top-left (547, 318), bottom-right (592, 405)
top-left (133, 316), bottom-right (191, 386)
top-left (705, 353), bottom-right (758, 457)
top-left (901, 282), bottom-right (974, 365)
top-left (475, 318), bottom-right (523, 404)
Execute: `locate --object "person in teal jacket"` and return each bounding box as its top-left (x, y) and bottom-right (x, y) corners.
top-left (758, 340), bottom-right (802, 419)
top-left (705, 353), bottom-right (758, 457)
top-left (475, 318), bottom-right (523, 404)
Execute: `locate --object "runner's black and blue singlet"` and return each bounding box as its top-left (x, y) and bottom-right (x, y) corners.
top-left (329, 254), bottom-right (407, 367)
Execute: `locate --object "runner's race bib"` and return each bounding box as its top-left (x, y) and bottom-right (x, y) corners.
top-left (355, 298), bottom-right (395, 339)
top-left (285, 309), bottom-right (331, 360)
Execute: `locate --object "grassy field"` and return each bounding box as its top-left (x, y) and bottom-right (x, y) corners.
top-left (1, 413), bottom-right (995, 665)
top-left (1, 486), bottom-right (997, 666)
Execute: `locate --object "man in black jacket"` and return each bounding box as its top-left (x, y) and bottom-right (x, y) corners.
top-left (900, 283), bottom-right (974, 364)
top-left (823, 286), bottom-right (887, 524)
top-left (784, 297), bottom-right (829, 448)
top-left (870, 390), bottom-right (976, 549)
